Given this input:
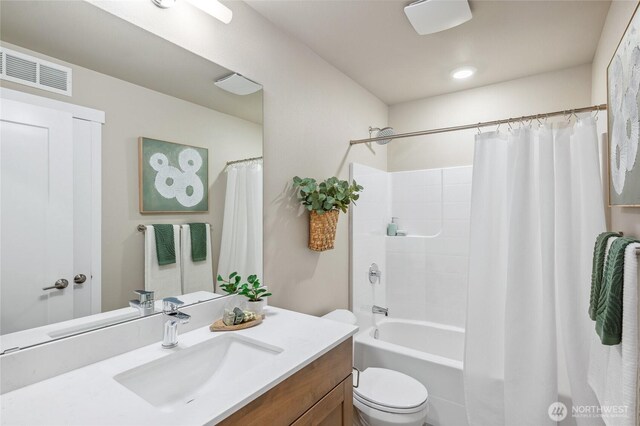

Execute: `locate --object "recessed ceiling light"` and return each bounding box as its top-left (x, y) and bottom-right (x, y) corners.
top-left (451, 66), bottom-right (476, 80)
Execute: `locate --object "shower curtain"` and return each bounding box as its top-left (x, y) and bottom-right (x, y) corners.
top-left (464, 116), bottom-right (605, 426)
top-left (217, 161), bottom-right (263, 281)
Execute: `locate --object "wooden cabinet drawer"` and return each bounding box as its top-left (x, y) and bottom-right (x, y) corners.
top-left (219, 337), bottom-right (353, 426)
top-left (292, 376), bottom-right (353, 426)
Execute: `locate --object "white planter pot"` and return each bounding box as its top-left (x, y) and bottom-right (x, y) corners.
top-left (246, 299), bottom-right (267, 317)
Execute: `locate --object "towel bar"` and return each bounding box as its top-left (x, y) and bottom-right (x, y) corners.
top-left (137, 223), bottom-right (211, 232)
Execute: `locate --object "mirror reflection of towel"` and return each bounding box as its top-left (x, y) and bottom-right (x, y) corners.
top-left (152, 224), bottom-right (176, 265)
top-left (188, 223), bottom-right (207, 262)
top-left (144, 225), bottom-right (182, 300)
top-left (181, 224), bottom-right (213, 294)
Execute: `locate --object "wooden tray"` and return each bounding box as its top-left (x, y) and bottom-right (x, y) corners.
top-left (209, 316), bottom-right (262, 332)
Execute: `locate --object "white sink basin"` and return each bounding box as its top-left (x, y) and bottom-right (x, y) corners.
top-left (114, 334), bottom-right (283, 412)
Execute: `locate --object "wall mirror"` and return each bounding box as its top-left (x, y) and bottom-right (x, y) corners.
top-left (0, 0), bottom-right (263, 352)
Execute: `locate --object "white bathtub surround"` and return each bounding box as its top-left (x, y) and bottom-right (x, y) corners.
top-left (1, 304), bottom-right (357, 425)
top-left (144, 224), bottom-right (183, 300)
top-left (465, 116), bottom-right (605, 426)
top-left (354, 318), bottom-right (467, 426)
top-left (351, 164), bottom-right (472, 330)
top-left (350, 163), bottom-right (391, 330)
top-left (217, 161), bottom-right (263, 281)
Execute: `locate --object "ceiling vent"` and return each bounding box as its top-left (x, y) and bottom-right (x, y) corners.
top-left (404, 0), bottom-right (472, 35)
top-left (0, 47), bottom-right (72, 96)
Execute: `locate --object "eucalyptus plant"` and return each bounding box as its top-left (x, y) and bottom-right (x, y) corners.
top-left (239, 275), bottom-right (272, 302)
top-left (292, 176), bottom-right (364, 215)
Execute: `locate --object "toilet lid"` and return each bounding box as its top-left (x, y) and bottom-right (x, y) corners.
top-left (354, 368), bottom-right (428, 413)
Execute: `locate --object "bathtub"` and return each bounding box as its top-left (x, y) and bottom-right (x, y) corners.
top-left (354, 318), bottom-right (467, 426)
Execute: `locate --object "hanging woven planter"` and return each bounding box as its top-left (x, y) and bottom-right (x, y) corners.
top-left (292, 176), bottom-right (363, 252)
top-left (309, 209), bottom-right (339, 251)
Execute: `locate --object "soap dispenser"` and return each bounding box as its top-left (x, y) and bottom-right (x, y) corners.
top-left (387, 217), bottom-right (398, 236)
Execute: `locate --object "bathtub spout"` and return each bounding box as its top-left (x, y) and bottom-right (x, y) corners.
top-left (372, 305), bottom-right (388, 316)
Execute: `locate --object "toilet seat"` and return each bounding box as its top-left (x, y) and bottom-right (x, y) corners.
top-left (354, 368), bottom-right (428, 414)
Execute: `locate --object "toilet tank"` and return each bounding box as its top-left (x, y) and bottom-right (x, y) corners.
top-left (322, 309), bottom-right (358, 325)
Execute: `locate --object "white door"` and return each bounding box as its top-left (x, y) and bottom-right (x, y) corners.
top-left (0, 98), bottom-right (74, 334)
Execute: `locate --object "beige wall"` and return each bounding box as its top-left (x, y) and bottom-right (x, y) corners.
top-left (0, 42), bottom-right (262, 312)
top-left (387, 64), bottom-right (593, 171)
top-left (89, 0), bottom-right (388, 316)
top-left (591, 0), bottom-right (640, 237)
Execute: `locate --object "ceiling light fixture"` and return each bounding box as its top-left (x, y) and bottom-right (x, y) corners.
top-left (185, 0), bottom-right (233, 24)
top-left (451, 66), bottom-right (476, 80)
top-left (405, 0), bottom-right (472, 36)
top-left (215, 73), bottom-right (262, 95)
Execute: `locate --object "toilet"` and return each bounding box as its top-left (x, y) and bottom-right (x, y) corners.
top-left (322, 310), bottom-right (429, 426)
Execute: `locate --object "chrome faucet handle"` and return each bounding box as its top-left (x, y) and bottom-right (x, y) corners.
top-left (161, 297), bottom-right (190, 349)
top-left (162, 297), bottom-right (184, 314)
top-left (134, 289), bottom-right (154, 303)
top-left (130, 290), bottom-right (155, 316)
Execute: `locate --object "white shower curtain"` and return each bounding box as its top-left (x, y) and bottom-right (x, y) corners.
top-left (217, 161), bottom-right (263, 281)
top-left (465, 116), bottom-right (605, 426)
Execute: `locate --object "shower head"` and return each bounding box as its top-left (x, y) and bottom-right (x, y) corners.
top-left (369, 126), bottom-right (396, 145)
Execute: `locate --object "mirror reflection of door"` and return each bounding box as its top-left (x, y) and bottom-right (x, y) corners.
top-left (0, 98), bottom-right (98, 334)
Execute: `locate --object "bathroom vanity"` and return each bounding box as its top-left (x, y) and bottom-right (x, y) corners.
top-left (0, 299), bottom-right (357, 425)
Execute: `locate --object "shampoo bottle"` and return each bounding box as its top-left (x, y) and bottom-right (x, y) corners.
top-left (387, 217), bottom-right (398, 236)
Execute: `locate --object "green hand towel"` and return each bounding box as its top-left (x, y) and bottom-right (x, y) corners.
top-left (589, 231), bottom-right (621, 320)
top-left (188, 223), bottom-right (207, 262)
top-left (153, 224), bottom-right (176, 266)
top-left (595, 237), bottom-right (640, 345)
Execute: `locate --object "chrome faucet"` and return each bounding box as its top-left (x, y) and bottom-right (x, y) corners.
top-left (129, 290), bottom-right (155, 316)
top-left (372, 305), bottom-right (388, 316)
top-left (162, 297), bottom-right (191, 349)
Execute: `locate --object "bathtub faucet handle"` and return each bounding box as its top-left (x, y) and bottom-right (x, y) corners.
top-left (372, 305), bottom-right (388, 316)
top-left (369, 263), bottom-right (382, 284)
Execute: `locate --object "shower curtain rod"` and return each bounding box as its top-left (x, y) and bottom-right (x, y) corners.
top-left (349, 104), bottom-right (608, 145)
top-left (226, 155), bottom-right (263, 166)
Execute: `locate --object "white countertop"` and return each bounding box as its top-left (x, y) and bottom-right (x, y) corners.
top-left (0, 306), bottom-right (357, 425)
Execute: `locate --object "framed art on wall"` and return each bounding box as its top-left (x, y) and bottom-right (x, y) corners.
top-left (607, 2), bottom-right (640, 207)
top-left (139, 137), bottom-right (209, 213)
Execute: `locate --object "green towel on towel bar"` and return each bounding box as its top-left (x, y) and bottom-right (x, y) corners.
top-left (153, 224), bottom-right (176, 266)
top-left (189, 223), bottom-right (207, 262)
top-left (589, 231), bottom-right (621, 320)
top-left (595, 236), bottom-right (640, 345)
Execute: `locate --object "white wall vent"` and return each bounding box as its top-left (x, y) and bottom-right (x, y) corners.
top-left (0, 47), bottom-right (72, 96)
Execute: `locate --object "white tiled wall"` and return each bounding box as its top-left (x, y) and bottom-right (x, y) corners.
top-left (351, 164), bottom-right (472, 329)
top-left (350, 163), bottom-right (389, 330)
top-left (390, 169), bottom-right (443, 236)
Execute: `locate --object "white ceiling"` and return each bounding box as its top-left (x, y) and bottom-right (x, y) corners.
top-left (0, 1), bottom-right (263, 124)
top-left (246, 0), bottom-right (611, 105)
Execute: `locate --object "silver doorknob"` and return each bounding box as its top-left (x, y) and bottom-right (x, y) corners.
top-left (74, 274), bottom-right (87, 284)
top-left (43, 279), bottom-right (69, 291)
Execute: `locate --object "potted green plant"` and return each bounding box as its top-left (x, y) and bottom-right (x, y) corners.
top-left (292, 176), bottom-right (363, 251)
top-left (238, 275), bottom-right (271, 316)
top-left (217, 272), bottom-right (242, 294)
